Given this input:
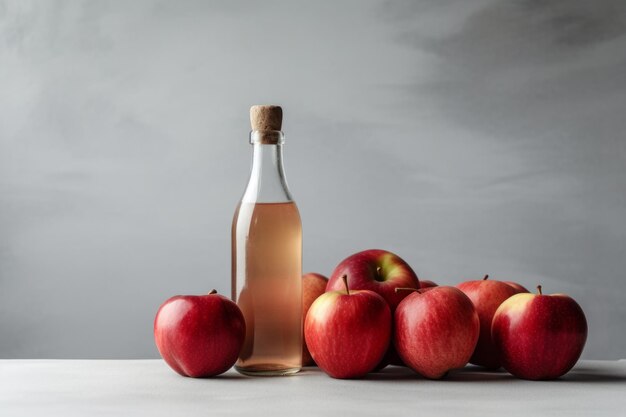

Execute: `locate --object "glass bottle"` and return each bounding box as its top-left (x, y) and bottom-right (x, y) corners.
top-left (231, 105), bottom-right (302, 376)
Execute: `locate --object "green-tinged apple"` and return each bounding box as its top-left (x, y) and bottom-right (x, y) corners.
top-left (154, 290), bottom-right (245, 377)
top-left (394, 286), bottom-right (480, 379)
top-left (305, 276), bottom-right (391, 379)
top-left (456, 275), bottom-right (523, 369)
top-left (302, 272), bottom-right (328, 366)
top-left (326, 249), bottom-right (419, 370)
top-left (492, 285), bottom-right (587, 380)
top-left (326, 249), bottom-right (419, 310)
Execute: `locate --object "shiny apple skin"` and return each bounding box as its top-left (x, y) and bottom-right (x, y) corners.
top-left (456, 279), bottom-right (522, 369)
top-left (327, 250), bottom-right (419, 371)
top-left (492, 292), bottom-right (587, 380)
top-left (326, 249), bottom-right (419, 310)
top-left (154, 293), bottom-right (245, 378)
top-left (394, 286), bottom-right (479, 379)
top-left (304, 289), bottom-right (391, 379)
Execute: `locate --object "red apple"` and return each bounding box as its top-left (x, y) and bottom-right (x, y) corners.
top-left (394, 286), bottom-right (480, 379)
top-left (154, 290), bottom-right (245, 377)
top-left (326, 249), bottom-right (419, 310)
top-left (492, 285), bottom-right (587, 380)
top-left (456, 275), bottom-right (523, 369)
top-left (326, 250), bottom-right (419, 370)
top-left (419, 280), bottom-right (438, 289)
top-left (504, 281), bottom-right (529, 293)
top-left (302, 272), bottom-right (328, 366)
top-left (305, 276), bottom-right (391, 379)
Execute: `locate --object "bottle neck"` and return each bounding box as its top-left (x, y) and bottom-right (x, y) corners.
top-left (241, 132), bottom-right (293, 203)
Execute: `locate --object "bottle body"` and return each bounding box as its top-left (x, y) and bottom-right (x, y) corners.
top-left (231, 133), bottom-right (302, 376)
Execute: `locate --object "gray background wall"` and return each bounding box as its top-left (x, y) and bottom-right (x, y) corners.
top-left (1, 0), bottom-right (625, 360)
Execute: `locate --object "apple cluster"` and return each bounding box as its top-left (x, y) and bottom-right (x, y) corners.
top-left (303, 250), bottom-right (588, 380)
top-left (152, 249), bottom-right (587, 380)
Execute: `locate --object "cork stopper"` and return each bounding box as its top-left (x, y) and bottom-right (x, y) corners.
top-left (250, 105), bottom-right (283, 131)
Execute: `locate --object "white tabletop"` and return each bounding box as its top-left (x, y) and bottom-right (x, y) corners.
top-left (1, 360), bottom-right (625, 416)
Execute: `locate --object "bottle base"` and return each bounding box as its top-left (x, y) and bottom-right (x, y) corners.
top-left (235, 365), bottom-right (301, 377)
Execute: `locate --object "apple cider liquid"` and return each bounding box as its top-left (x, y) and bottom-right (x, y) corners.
top-left (231, 106), bottom-right (302, 376)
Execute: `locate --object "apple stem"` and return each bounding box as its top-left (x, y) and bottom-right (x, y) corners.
top-left (376, 266), bottom-right (382, 277)
top-left (209, 289), bottom-right (217, 295)
top-left (483, 275), bottom-right (489, 280)
top-left (395, 287), bottom-right (421, 294)
top-left (537, 285), bottom-right (542, 295)
top-left (342, 274), bottom-right (350, 295)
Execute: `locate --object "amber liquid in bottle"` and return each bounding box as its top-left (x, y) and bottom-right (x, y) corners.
top-left (232, 105), bottom-right (302, 376)
top-left (232, 202), bottom-right (302, 375)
